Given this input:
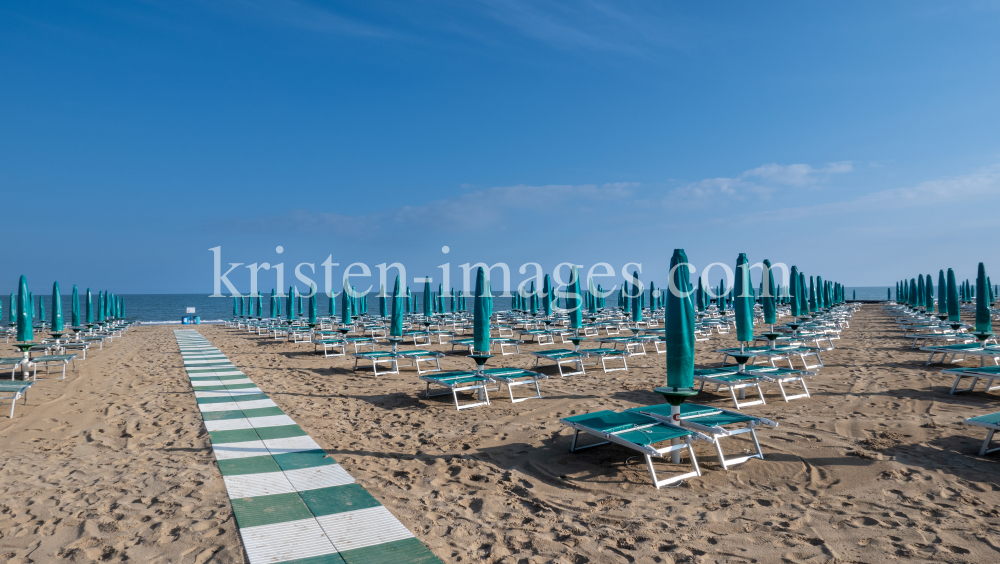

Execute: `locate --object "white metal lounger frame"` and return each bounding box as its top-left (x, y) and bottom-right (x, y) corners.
top-left (484, 369), bottom-right (546, 403)
top-left (351, 352), bottom-right (399, 376)
top-left (695, 372), bottom-right (766, 410)
top-left (638, 407), bottom-right (777, 470)
top-left (0, 383), bottom-right (31, 417)
top-left (942, 367), bottom-right (1000, 395)
top-left (531, 351), bottom-right (585, 377)
top-left (581, 349), bottom-right (629, 373)
top-left (420, 373), bottom-right (491, 410)
top-left (314, 339), bottom-right (346, 357)
top-left (964, 416), bottom-right (1000, 456)
top-left (562, 419), bottom-right (702, 489)
top-left (397, 351), bottom-right (444, 374)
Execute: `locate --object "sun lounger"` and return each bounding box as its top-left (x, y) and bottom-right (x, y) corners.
top-left (481, 367), bottom-right (547, 403)
top-left (941, 365), bottom-right (1000, 394)
top-left (909, 332), bottom-right (973, 349)
top-left (0, 357), bottom-right (28, 380)
top-left (451, 337), bottom-right (521, 355)
top-left (596, 336), bottom-right (647, 355)
top-left (693, 367), bottom-right (766, 409)
top-left (630, 402), bottom-right (777, 470)
top-left (964, 412), bottom-right (1000, 455)
top-left (517, 329), bottom-right (555, 345)
top-left (351, 351), bottom-right (399, 376)
top-left (922, 343), bottom-right (1000, 366)
top-left (419, 370), bottom-right (492, 410)
top-left (29, 354), bottom-right (78, 379)
top-left (560, 410), bottom-right (702, 489)
top-left (742, 366), bottom-right (813, 401)
top-left (397, 350), bottom-right (445, 374)
top-left (314, 338), bottom-right (347, 357)
top-left (0, 380), bottom-right (33, 418)
top-left (531, 349), bottom-right (585, 377)
top-left (579, 348), bottom-right (629, 373)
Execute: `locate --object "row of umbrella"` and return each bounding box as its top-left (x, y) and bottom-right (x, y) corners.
top-left (896, 264), bottom-right (993, 335)
top-left (8, 276), bottom-right (123, 342)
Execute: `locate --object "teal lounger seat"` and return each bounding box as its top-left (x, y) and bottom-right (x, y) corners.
top-left (694, 367), bottom-right (766, 409)
top-left (964, 412), bottom-right (1000, 455)
top-left (560, 410), bottom-right (701, 489)
top-left (941, 365), bottom-right (1000, 395)
top-left (631, 402), bottom-right (777, 470)
top-left (397, 350), bottom-right (445, 374)
top-left (450, 337), bottom-right (521, 355)
top-left (531, 349), bottom-right (585, 377)
top-left (579, 348), bottom-right (630, 373)
top-left (0, 380), bottom-right (33, 418)
top-left (351, 351), bottom-right (399, 376)
top-left (922, 343), bottom-right (1000, 366)
top-left (419, 370), bottom-right (492, 410)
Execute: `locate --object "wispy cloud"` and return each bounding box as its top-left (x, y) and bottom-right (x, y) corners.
top-left (244, 181), bottom-right (637, 235)
top-left (473, 0), bottom-right (702, 56)
top-left (209, 0), bottom-right (400, 39)
top-left (669, 161), bottom-right (854, 202)
top-left (726, 163), bottom-right (1000, 227)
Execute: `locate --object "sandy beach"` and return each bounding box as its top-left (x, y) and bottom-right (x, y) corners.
top-left (3, 305), bottom-right (1000, 563)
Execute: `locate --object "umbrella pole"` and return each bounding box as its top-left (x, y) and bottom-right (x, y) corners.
top-left (671, 403), bottom-right (681, 464)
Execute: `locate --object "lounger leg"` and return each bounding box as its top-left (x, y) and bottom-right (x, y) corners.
top-left (749, 428), bottom-right (764, 461)
top-left (645, 455), bottom-right (661, 489)
top-left (981, 429), bottom-right (996, 456)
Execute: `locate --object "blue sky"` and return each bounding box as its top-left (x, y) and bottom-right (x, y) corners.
top-left (2, 1), bottom-right (999, 295)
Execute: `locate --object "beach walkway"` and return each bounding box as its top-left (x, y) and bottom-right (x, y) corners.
top-left (174, 329), bottom-right (440, 564)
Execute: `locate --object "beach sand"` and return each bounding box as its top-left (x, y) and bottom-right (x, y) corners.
top-left (3, 305), bottom-right (1000, 563)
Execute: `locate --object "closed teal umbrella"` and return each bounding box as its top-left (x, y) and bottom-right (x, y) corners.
top-left (568, 266), bottom-right (582, 331)
top-left (308, 284), bottom-right (318, 324)
top-left (405, 287), bottom-right (411, 314)
top-left (789, 267), bottom-right (800, 316)
top-left (85, 289), bottom-right (92, 324)
top-left (925, 274), bottom-right (934, 313)
top-left (976, 263), bottom-right (991, 334)
top-left (529, 281), bottom-right (538, 315)
top-left (909, 278), bottom-right (918, 308)
top-left (543, 275), bottom-right (553, 316)
top-left (450, 288), bottom-right (455, 313)
top-left (379, 285), bottom-right (387, 318)
top-left (472, 267), bottom-right (491, 354)
top-left (39, 295), bottom-right (45, 324)
top-left (936, 272), bottom-right (946, 315)
top-left (816, 276), bottom-right (824, 309)
top-left (808, 276), bottom-right (816, 312)
top-left (647, 281), bottom-right (655, 314)
top-left (341, 281), bottom-right (351, 325)
top-left (423, 279), bottom-right (431, 318)
top-left (631, 271), bottom-right (642, 322)
top-left (8, 293), bottom-right (13, 325)
top-left (798, 273), bottom-right (807, 316)
top-left (255, 293), bottom-right (262, 318)
top-left (657, 249), bottom-right (697, 407)
top-left (762, 260), bottom-right (777, 326)
top-left (96, 291), bottom-right (103, 323)
top-left (947, 269), bottom-right (959, 322)
top-left (917, 275), bottom-right (925, 308)
top-left (17, 275), bottom-right (32, 342)
top-left (287, 286), bottom-right (295, 321)
top-left (51, 281), bottom-right (63, 332)
top-left (390, 275), bottom-right (403, 339)
top-left (734, 254), bottom-right (753, 343)
top-left (696, 277), bottom-right (705, 312)
top-left (328, 290), bottom-right (335, 317)
top-left (71, 285), bottom-right (80, 327)
top-left (120, 296), bottom-right (124, 319)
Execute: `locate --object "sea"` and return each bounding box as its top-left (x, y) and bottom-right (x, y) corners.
top-left (9, 287), bottom-right (896, 324)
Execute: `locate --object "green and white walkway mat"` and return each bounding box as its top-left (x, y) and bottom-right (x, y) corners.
top-left (174, 330), bottom-right (441, 564)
